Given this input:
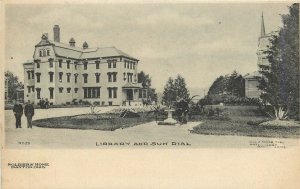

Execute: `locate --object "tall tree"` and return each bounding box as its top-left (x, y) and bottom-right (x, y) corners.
top-left (138, 71), bottom-right (157, 102)
top-left (162, 75), bottom-right (190, 106)
top-left (258, 4), bottom-right (299, 119)
top-left (5, 71), bottom-right (23, 100)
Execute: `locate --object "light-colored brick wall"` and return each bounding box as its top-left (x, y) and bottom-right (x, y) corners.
top-left (27, 44), bottom-right (141, 106)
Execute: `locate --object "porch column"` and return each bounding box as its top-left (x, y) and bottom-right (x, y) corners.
top-left (132, 89), bottom-right (135, 101)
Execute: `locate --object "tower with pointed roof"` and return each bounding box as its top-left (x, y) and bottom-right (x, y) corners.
top-left (244, 12), bottom-right (278, 98)
top-left (260, 12), bottom-right (266, 37)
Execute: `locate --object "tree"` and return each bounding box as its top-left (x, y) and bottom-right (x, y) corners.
top-left (138, 71), bottom-right (157, 102)
top-left (162, 75), bottom-right (190, 106)
top-left (5, 71), bottom-right (23, 101)
top-left (227, 70), bottom-right (245, 97)
top-left (208, 70), bottom-right (245, 97)
top-left (258, 4), bottom-right (299, 119)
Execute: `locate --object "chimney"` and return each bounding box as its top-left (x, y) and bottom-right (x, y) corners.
top-left (53, 25), bottom-right (60, 42)
top-left (69, 38), bottom-right (75, 47)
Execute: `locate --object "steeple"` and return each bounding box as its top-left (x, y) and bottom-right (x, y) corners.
top-left (261, 12), bottom-right (266, 37)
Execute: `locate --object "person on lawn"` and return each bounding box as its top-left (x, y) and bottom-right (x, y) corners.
top-left (24, 100), bottom-right (35, 128)
top-left (13, 100), bottom-right (23, 128)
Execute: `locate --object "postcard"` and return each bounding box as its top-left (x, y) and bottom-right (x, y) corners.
top-left (2, 1), bottom-right (300, 188)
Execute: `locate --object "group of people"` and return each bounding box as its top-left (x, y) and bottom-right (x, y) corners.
top-left (38, 98), bottom-right (49, 109)
top-left (13, 100), bottom-right (35, 128)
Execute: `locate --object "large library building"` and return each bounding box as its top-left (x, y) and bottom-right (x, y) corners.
top-left (23, 25), bottom-right (147, 106)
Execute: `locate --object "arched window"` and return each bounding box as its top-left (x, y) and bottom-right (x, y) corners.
top-left (43, 49), bottom-right (46, 57)
top-left (39, 50), bottom-right (42, 57)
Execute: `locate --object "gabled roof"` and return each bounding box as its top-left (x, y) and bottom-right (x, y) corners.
top-left (35, 39), bottom-right (138, 60)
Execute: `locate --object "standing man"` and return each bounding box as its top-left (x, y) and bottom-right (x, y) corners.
top-left (13, 100), bottom-right (23, 128)
top-left (24, 100), bottom-right (35, 128)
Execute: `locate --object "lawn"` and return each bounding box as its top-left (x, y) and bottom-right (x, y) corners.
top-left (32, 112), bottom-right (158, 131)
top-left (191, 106), bottom-right (300, 138)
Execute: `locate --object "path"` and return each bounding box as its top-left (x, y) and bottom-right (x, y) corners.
top-left (4, 107), bottom-right (299, 148)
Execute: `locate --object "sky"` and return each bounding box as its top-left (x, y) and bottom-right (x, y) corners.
top-left (4, 3), bottom-right (291, 94)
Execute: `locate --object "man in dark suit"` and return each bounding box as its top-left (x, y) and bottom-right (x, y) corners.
top-left (13, 100), bottom-right (23, 128)
top-left (24, 100), bottom-right (35, 128)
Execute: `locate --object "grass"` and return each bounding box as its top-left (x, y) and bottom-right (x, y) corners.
top-left (191, 106), bottom-right (300, 138)
top-left (32, 112), bottom-right (158, 131)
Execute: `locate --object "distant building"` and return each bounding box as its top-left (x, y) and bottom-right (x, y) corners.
top-left (244, 13), bottom-right (278, 98)
top-left (5, 76), bottom-right (24, 103)
top-left (23, 25), bottom-right (147, 106)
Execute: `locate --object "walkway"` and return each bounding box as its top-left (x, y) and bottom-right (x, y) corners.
top-left (4, 107), bottom-right (299, 148)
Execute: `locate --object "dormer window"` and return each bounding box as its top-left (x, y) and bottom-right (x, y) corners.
top-left (43, 49), bottom-right (46, 57)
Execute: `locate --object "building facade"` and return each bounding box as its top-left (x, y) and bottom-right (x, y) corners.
top-left (23, 25), bottom-right (146, 106)
top-left (244, 13), bottom-right (277, 98)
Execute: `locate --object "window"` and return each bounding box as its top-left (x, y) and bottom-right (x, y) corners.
top-left (74, 88), bottom-right (78, 93)
top-left (139, 89), bottom-right (143, 98)
top-left (83, 87), bottom-right (100, 98)
top-left (67, 73), bottom-right (71, 83)
top-left (95, 73), bottom-right (100, 83)
top-left (39, 50), bottom-right (42, 57)
top-left (43, 49), bottom-right (46, 57)
top-left (49, 59), bottom-right (53, 68)
top-left (59, 59), bottom-right (62, 68)
top-left (113, 73), bottom-right (117, 82)
top-left (36, 88), bottom-right (41, 99)
top-left (130, 62), bottom-right (132, 69)
top-left (108, 87), bottom-right (117, 98)
top-left (83, 74), bottom-right (88, 83)
top-left (47, 49), bottom-right (50, 56)
top-left (36, 73), bottom-right (41, 83)
top-left (49, 87), bottom-right (54, 99)
top-left (126, 73), bottom-right (133, 82)
top-left (84, 61), bottom-right (88, 70)
top-left (127, 62), bottom-right (129, 69)
top-left (67, 60), bottom-right (70, 69)
top-left (113, 61), bottom-right (116, 68)
top-left (124, 61), bottom-right (126, 68)
top-left (133, 63), bottom-right (135, 69)
top-left (59, 72), bottom-right (63, 82)
top-left (108, 61), bottom-right (112, 68)
top-left (32, 86), bottom-right (35, 92)
top-left (32, 71), bottom-right (35, 79)
top-left (74, 74), bottom-right (78, 83)
top-left (49, 72), bottom-right (54, 82)
top-left (108, 72), bottom-right (117, 82)
top-left (27, 71), bottom-right (31, 80)
top-left (108, 73), bottom-right (112, 82)
top-left (28, 86), bottom-right (31, 93)
top-left (123, 72), bottom-right (126, 80)
top-left (96, 61), bottom-right (100, 69)
top-left (59, 87), bottom-right (63, 93)
top-left (36, 62), bottom-right (40, 68)
top-left (107, 72), bottom-right (117, 82)
top-left (74, 62), bottom-right (78, 70)
top-left (67, 88), bottom-right (71, 93)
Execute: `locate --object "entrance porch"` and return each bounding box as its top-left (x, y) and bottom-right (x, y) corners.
top-left (122, 83), bottom-right (147, 107)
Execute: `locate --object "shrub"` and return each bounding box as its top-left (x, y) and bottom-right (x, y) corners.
top-left (72, 98), bottom-right (78, 105)
top-left (93, 101), bottom-right (100, 106)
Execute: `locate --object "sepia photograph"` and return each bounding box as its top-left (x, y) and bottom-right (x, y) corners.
top-left (2, 1), bottom-right (300, 189)
top-left (3, 2), bottom-right (299, 149)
